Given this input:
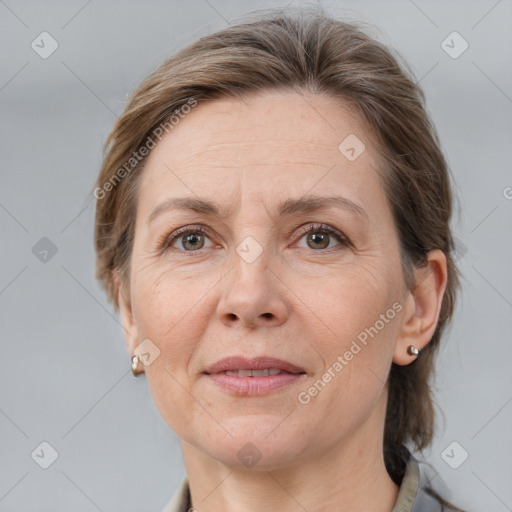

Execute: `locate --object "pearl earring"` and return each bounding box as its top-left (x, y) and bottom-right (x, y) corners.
top-left (407, 345), bottom-right (420, 357)
top-left (131, 355), bottom-right (144, 376)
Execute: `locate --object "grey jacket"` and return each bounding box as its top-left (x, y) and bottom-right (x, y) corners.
top-left (161, 449), bottom-right (450, 512)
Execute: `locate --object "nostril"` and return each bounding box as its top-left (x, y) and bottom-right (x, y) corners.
top-left (261, 312), bottom-right (273, 319)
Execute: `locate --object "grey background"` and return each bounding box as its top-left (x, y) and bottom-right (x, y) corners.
top-left (1, 0), bottom-right (511, 510)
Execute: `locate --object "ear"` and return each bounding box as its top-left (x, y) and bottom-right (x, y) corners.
top-left (393, 249), bottom-right (448, 366)
top-left (113, 269), bottom-right (140, 358)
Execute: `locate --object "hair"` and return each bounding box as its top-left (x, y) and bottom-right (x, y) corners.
top-left (94, 7), bottom-right (462, 510)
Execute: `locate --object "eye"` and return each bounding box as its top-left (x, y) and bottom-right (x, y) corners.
top-left (294, 223), bottom-right (349, 251)
top-left (159, 225), bottom-right (216, 252)
top-left (158, 223), bottom-right (349, 254)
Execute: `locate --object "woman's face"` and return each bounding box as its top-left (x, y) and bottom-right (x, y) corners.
top-left (120, 90), bottom-right (412, 469)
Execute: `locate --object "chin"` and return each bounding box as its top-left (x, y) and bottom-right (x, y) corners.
top-left (199, 423), bottom-right (307, 471)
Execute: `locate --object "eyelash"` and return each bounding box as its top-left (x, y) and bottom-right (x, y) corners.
top-left (293, 223), bottom-right (349, 250)
top-left (157, 225), bottom-right (212, 253)
top-left (158, 223), bottom-right (350, 254)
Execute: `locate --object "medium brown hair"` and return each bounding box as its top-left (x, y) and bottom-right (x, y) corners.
top-left (94, 8), bottom-right (461, 506)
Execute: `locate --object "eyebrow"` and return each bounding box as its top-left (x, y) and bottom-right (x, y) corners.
top-left (147, 194), bottom-right (367, 225)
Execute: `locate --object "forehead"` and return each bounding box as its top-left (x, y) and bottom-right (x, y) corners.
top-left (137, 90), bottom-right (386, 215)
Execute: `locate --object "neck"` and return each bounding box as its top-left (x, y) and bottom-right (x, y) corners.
top-left (180, 393), bottom-right (399, 512)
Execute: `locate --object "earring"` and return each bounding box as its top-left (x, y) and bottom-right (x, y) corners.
top-left (407, 345), bottom-right (420, 357)
top-left (131, 355), bottom-right (144, 377)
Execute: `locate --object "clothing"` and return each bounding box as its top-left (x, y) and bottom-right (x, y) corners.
top-left (161, 446), bottom-right (449, 512)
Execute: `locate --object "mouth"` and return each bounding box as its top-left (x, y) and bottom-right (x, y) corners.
top-left (219, 368), bottom-right (295, 377)
top-left (203, 356), bottom-right (307, 395)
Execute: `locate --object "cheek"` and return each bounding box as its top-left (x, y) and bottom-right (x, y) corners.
top-left (305, 262), bottom-right (402, 397)
top-left (296, 281), bottom-right (400, 437)
top-left (130, 259), bottom-right (208, 340)
top-left (313, 262), bottom-right (399, 339)
top-left (132, 281), bottom-right (203, 435)
top-left (129, 262), bottom-right (222, 428)
top-left (145, 367), bottom-right (200, 439)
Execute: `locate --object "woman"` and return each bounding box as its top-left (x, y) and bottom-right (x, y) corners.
top-left (94, 9), bottom-right (465, 512)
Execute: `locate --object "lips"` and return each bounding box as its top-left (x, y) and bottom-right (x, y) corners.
top-left (204, 356), bottom-right (307, 395)
top-left (204, 356), bottom-right (306, 376)
top-left (224, 368), bottom-right (284, 377)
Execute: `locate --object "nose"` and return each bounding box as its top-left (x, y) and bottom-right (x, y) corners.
top-left (216, 250), bottom-right (289, 329)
